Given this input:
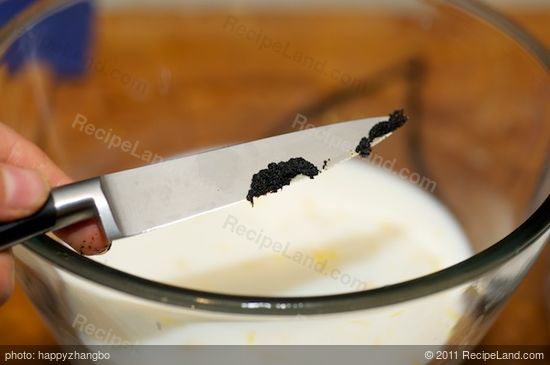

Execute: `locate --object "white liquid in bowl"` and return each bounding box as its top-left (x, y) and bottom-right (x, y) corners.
top-left (99, 160), bottom-right (471, 297)
top-left (62, 160), bottom-right (471, 347)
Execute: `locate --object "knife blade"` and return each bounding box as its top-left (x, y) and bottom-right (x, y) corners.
top-left (0, 115), bottom-right (393, 249)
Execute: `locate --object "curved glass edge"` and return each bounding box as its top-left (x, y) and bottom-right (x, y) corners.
top-left (2, 0), bottom-right (548, 315)
top-left (448, 0), bottom-right (550, 71)
top-left (0, 0), bottom-right (87, 57)
top-left (22, 196), bottom-right (550, 315)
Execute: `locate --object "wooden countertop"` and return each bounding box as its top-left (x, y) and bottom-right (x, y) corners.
top-left (0, 4), bottom-right (549, 358)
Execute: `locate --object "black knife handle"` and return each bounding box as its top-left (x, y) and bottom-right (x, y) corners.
top-left (0, 194), bottom-right (57, 250)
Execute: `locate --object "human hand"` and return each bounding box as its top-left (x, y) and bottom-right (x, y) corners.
top-left (0, 122), bottom-right (108, 305)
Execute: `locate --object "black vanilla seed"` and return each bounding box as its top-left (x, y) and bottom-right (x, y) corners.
top-left (246, 157), bottom-right (319, 205)
top-left (368, 109), bottom-right (408, 141)
top-left (355, 137), bottom-right (372, 157)
top-left (355, 109), bottom-right (408, 158)
top-left (246, 110), bottom-right (406, 204)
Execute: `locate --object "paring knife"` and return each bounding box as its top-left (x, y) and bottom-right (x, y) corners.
top-left (0, 116), bottom-right (392, 250)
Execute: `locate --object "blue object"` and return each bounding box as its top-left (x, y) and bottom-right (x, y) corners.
top-left (0, 0), bottom-right (93, 77)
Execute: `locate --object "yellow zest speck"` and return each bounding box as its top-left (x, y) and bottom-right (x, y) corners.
top-left (390, 310), bottom-right (404, 318)
top-left (247, 331), bottom-right (256, 345)
top-left (379, 222), bottom-right (403, 236)
top-left (351, 319), bottom-right (369, 327)
top-left (312, 249), bottom-right (338, 264)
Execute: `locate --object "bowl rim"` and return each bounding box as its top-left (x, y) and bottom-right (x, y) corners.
top-left (7, 0), bottom-right (550, 315)
top-left (23, 196), bottom-right (550, 315)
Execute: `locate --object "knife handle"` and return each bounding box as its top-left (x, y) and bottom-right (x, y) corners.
top-left (0, 178), bottom-right (122, 251)
top-left (0, 194), bottom-right (57, 250)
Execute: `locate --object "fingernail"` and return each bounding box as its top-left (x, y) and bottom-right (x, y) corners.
top-left (96, 240), bottom-right (112, 255)
top-left (1, 165), bottom-right (49, 214)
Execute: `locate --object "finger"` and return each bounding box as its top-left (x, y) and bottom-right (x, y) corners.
top-left (0, 250), bottom-right (14, 305)
top-left (55, 220), bottom-right (110, 255)
top-left (0, 164), bottom-right (49, 221)
top-left (0, 123), bottom-right (109, 255)
top-left (0, 123), bottom-right (69, 187)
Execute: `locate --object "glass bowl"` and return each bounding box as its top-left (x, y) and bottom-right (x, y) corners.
top-left (0, 0), bottom-right (549, 361)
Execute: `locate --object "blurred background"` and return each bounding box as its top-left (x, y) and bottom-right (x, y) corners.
top-left (0, 0), bottom-right (548, 355)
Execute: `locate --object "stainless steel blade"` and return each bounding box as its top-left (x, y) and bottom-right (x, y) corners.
top-left (100, 116), bottom-right (388, 239)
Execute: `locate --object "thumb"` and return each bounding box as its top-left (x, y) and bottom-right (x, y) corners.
top-left (0, 164), bottom-right (49, 221)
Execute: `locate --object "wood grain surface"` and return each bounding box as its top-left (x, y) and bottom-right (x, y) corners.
top-left (0, 5), bottom-right (548, 360)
